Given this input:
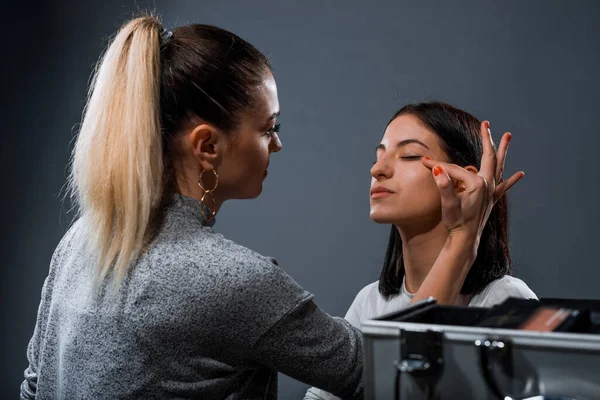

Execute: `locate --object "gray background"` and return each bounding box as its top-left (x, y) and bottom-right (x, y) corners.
top-left (2, 0), bottom-right (599, 397)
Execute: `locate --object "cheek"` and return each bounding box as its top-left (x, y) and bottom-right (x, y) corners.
top-left (241, 139), bottom-right (270, 185)
top-left (260, 140), bottom-right (271, 162)
top-left (238, 139), bottom-right (269, 169)
top-left (402, 168), bottom-right (441, 207)
top-left (393, 163), bottom-right (433, 190)
top-left (249, 140), bottom-right (270, 171)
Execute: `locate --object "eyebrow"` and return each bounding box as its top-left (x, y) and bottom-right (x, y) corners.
top-left (376, 139), bottom-right (430, 151)
top-left (267, 111), bottom-right (280, 121)
top-left (260, 111), bottom-right (280, 129)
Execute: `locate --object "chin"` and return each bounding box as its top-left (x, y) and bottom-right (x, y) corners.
top-left (247, 183), bottom-right (263, 199)
top-left (232, 183), bottom-right (263, 200)
top-left (370, 207), bottom-right (417, 226)
top-left (369, 208), bottom-right (396, 224)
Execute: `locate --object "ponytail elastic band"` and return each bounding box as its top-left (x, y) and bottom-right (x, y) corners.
top-left (160, 28), bottom-right (173, 46)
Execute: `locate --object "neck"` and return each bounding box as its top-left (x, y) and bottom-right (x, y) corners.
top-left (176, 179), bottom-right (224, 218)
top-left (201, 191), bottom-right (224, 217)
top-left (397, 221), bottom-right (449, 294)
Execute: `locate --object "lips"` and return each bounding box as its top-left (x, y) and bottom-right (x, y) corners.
top-left (370, 185), bottom-right (394, 199)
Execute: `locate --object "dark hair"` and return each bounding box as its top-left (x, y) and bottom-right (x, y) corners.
top-left (160, 24), bottom-right (271, 134)
top-left (159, 23), bottom-right (272, 193)
top-left (378, 101), bottom-right (512, 299)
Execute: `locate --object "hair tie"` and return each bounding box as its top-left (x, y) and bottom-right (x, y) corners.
top-left (160, 28), bottom-right (173, 46)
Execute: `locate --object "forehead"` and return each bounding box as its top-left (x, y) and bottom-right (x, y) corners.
top-left (381, 114), bottom-right (438, 146)
top-left (249, 73), bottom-right (280, 119)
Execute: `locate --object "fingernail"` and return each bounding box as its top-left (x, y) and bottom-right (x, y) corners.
top-left (485, 121), bottom-right (490, 129)
top-left (506, 133), bottom-right (512, 143)
top-left (433, 166), bottom-right (443, 176)
top-left (423, 156), bottom-right (431, 161)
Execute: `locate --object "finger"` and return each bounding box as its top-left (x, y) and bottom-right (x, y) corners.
top-left (432, 165), bottom-right (461, 220)
top-left (495, 132), bottom-right (512, 183)
top-left (421, 156), bottom-right (435, 169)
top-left (494, 171), bottom-right (525, 201)
top-left (423, 158), bottom-right (482, 188)
top-left (479, 121), bottom-right (497, 180)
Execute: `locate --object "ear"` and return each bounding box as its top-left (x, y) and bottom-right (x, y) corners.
top-left (452, 165), bottom-right (479, 192)
top-left (463, 165), bottom-right (478, 174)
top-left (188, 123), bottom-right (224, 171)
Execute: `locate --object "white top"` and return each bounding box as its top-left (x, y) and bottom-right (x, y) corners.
top-left (304, 275), bottom-right (537, 400)
top-left (344, 275), bottom-right (537, 328)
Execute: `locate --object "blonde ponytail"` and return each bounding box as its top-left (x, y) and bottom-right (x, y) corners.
top-left (69, 16), bottom-right (164, 283)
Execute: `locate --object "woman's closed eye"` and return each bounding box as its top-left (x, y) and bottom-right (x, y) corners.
top-left (372, 155), bottom-right (422, 164)
top-left (264, 123), bottom-right (280, 137)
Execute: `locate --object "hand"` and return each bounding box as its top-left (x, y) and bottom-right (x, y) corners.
top-left (421, 121), bottom-right (524, 241)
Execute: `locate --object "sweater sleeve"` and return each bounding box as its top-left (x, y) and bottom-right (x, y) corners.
top-left (248, 295), bottom-right (363, 400)
top-left (21, 221), bottom-right (79, 399)
top-left (21, 283), bottom-right (48, 400)
top-left (217, 252), bottom-right (363, 399)
top-left (301, 284), bottom-right (372, 400)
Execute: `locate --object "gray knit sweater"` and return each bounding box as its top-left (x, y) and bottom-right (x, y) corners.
top-left (21, 195), bottom-right (363, 399)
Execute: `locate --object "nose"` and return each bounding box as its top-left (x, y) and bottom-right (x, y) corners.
top-left (370, 156), bottom-right (392, 180)
top-left (270, 133), bottom-right (282, 153)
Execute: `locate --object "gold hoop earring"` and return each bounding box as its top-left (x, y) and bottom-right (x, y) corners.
top-left (198, 166), bottom-right (219, 221)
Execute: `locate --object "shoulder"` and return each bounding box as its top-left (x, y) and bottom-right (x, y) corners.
top-left (144, 227), bottom-right (312, 344)
top-left (344, 281), bottom-right (379, 326)
top-left (49, 218), bottom-right (87, 272)
top-left (197, 237), bottom-right (313, 343)
top-left (147, 207), bottom-right (310, 309)
top-left (153, 226), bottom-right (301, 294)
top-left (153, 219), bottom-right (278, 276)
top-left (352, 281), bottom-right (380, 307)
top-left (470, 275), bottom-right (537, 308)
top-left (55, 218), bottom-right (85, 253)
top-left (486, 275), bottom-right (537, 298)
top-left (208, 234), bottom-right (289, 283)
